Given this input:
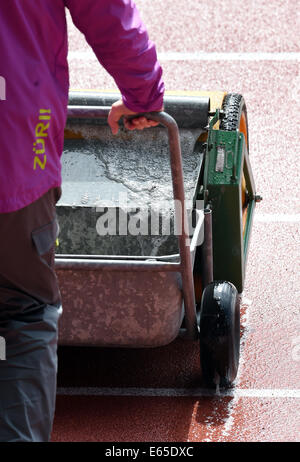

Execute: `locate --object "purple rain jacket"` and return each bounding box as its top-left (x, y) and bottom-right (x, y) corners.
top-left (0, 0), bottom-right (164, 213)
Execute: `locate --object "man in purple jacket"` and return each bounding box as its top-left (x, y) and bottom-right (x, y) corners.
top-left (0, 0), bottom-right (164, 442)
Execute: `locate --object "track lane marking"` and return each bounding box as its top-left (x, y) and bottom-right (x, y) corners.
top-left (57, 387), bottom-right (300, 398)
top-left (255, 214), bottom-right (300, 223)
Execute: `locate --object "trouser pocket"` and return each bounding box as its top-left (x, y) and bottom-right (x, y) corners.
top-left (31, 216), bottom-right (59, 267)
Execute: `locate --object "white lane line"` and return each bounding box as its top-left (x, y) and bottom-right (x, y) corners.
top-left (255, 214), bottom-right (300, 223)
top-left (57, 387), bottom-right (300, 398)
top-left (68, 51), bottom-right (300, 62)
top-left (159, 52), bottom-right (300, 62)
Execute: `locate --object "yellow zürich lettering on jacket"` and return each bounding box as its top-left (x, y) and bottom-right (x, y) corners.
top-left (33, 109), bottom-right (51, 170)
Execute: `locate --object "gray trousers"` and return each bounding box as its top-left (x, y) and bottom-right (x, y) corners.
top-left (0, 187), bottom-right (62, 442)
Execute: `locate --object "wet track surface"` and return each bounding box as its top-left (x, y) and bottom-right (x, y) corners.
top-left (51, 0), bottom-right (300, 442)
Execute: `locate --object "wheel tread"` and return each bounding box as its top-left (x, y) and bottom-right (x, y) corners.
top-left (220, 93), bottom-right (247, 132)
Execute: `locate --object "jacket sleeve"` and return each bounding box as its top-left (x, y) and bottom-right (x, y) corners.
top-left (64, 0), bottom-right (164, 112)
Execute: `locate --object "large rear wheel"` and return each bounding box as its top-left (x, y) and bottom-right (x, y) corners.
top-left (220, 93), bottom-right (248, 147)
top-left (220, 93), bottom-right (249, 235)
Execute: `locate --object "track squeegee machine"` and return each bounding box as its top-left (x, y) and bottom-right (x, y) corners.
top-left (55, 90), bottom-right (261, 389)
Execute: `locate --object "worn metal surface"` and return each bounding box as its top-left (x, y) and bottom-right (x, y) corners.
top-left (56, 110), bottom-right (206, 346)
top-left (56, 268), bottom-right (183, 347)
top-left (57, 125), bottom-right (203, 256)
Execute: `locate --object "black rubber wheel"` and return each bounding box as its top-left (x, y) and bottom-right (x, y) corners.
top-left (220, 93), bottom-right (249, 149)
top-left (199, 281), bottom-right (240, 389)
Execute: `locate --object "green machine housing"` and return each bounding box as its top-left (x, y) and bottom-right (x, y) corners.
top-left (203, 110), bottom-right (258, 293)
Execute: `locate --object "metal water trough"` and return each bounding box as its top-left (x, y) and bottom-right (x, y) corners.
top-left (55, 93), bottom-right (210, 348)
top-left (54, 91), bottom-right (259, 388)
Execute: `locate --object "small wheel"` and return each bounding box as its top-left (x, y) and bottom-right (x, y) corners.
top-left (199, 281), bottom-right (240, 389)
